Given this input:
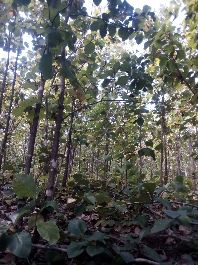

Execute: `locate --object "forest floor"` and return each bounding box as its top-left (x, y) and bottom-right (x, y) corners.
top-left (0, 178), bottom-right (198, 265)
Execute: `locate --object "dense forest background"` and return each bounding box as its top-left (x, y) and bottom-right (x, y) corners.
top-left (0, 0), bottom-right (198, 264)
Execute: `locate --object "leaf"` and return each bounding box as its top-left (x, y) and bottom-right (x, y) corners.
top-left (119, 252), bottom-right (134, 263)
top-left (16, 0), bottom-right (31, 6)
top-left (7, 232), bottom-right (32, 258)
top-left (84, 42), bottom-right (95, 54)
top-left (67, 241), bottom-right (87, 258)
top-left (68, 218), bottom-right (87, 237)
top-left (47, 29), bottom-right (62, 47)
top-left (108, 24), bottom-right (117, 37)
top-left (100, 23), bottom-right (107, 38)
top-left (138, 148), bottom-right (155, 160)
top-left (37, 221), bottom-right (60, 244)
top-left (151, 219), bottom-right (171, 234)
top-left (0, 223), bottom-right (8, 237)
top-left (13, 174), bottom-right (38, 199)
top-left (135, 117), bottom-right (144, 126)
top-left (135, 33), bottom-right (144, 44)
top-left (87, 231), bottom-right (107, 243)
top-left (145, 140), bottom-right (153, 147)
top-left (116, 76), bottom-right (129, 86)
top-left (142, 245), bottom-right (162, 262)
top-left (12, 97), bottom-right (38, 117)
top-left (142, 5), bottom-right (151, 14)
top-left (102, 78), bottom-right (111, 87)
top-left (93, 0), bottom-right (102, 6)
top-left (84, 192), bottom-right (96, 205)
top-left (90, 21), bottom-right (100, 31)
top-left (39, 52), bottom-right (53, 80)
top-left (86, 245), bottom-right (105, 257)
top-left (9, 206), bottom-right (32, 225)
top-left (164, 210), bottom-right (187, 219)
top-left (118, 27), bottom-right (130, 41)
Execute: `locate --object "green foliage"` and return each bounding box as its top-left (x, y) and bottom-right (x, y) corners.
top-left (151, 219), bottom-right (171, 234)
top-left (13, 174), bottom-right (38, 199)
top-left (68, 218), bottom-right (87, 237)
top-left (37, 221), bottom-right (60, 245)
top-left (138, 147), bottom-right (156, 160)
top-left (93, 0), bottom-right (102, 6)
top-left (7, 232), bottom-right (32, 258)
top-left (39, 52), bottom-right (53, 80)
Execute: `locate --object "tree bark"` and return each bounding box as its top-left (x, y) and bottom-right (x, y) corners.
top-left (46, 49), bottom-right (66, 199)
top-left (62, 99), bottom-right (75, 186)
top-left (161, 92), bottom-right (168, 184)
top-left (0, 31), bottom-right (11, 115)
top-left (0, 44), bottom-right (20, 171)
top-left (24, 77), bottom-right (45, 175)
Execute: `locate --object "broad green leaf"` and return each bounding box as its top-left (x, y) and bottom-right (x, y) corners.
top-left (138, 148), bottom-right (155, 160)
top-left (85, 42), bottom-right (95, 54)
top-left (108, 24), bottom-right (117, 37)
top-left (119, 252), bottom-right (134, 263)
top-left (100, 23), bottom-right (107, 38)
top-left (118, 27), bottom-right (130, 41)
top-left (39, 52), bottom-right (53, 80)
top-left (93, 0), bottom-right (102, 6)
top-left (47, 0), bottom-right (61, 8)
top-left (37, 221), bottom-right (60, 244)
top-left (142, 245), bottom-right (162, 262)
top-left (86, 245), bottom-right (105, 257)
top-left (116, 76), bottom-right (129, 86)
top-left (0, 233), bottom-right (10, 251)
top-left (12, 97), bottom-right (38, 117)
top-left (145, 140), bottom-right (153, 147)
top-left (41, 200), bottom-right (57, 213)
top-left (90, 21), bottom-right (100, 31)
top-left (47, 29), bottom-right (62, 47)
top-left (68, 218), bottom-right (87, 237)
top-left (135, 117), bottom-right (144, 126)
top-left (95, 191), bottom-right (111, 205)
top-left (135, 33), bottom-right (144, 44)
top-left (84, 192), bottom-right (96, 205)
top-left (102, 78), bottom-right (111, 87)
top-left (9, 206), bottom-right (32, 225)
top-left (164, 210), bottom-right (187, 219)
top-left (142, 5), bottom-right (151, 14)
top-left (0, 223), bottom-right (8, 237)
top-left (87, 231), bottom-right (107, 243)
top-left (67, 241), bottom-right (87, 258)
top-left (151, 219), bottom-right (171, 234)
top-left (7, 232), bottom-right (32, 258)
top-left (13, 174), bottom-right (38, 199)
top-left (16, 0), bottom-right (31, 5)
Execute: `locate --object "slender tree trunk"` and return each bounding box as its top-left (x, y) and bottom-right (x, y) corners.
top-left (104, 132), bottom-right (109, 178)
top-left (0, 44), bottom-right (20, 171)
top-left (46, 49), bottom-right (66, 199)
top-left (176, 132), bottom-right (182, 176)
top-left (62, 99), bottom-right (75, 186)
top-left (188, 136), bottom-right (197, 190)
top-left (161, 92), bottom-right (168, 184)
top-left (78, 144), bottom-right (82, 172)
top-left (0, 32), bottom-right (11, 115)
top-left (24, 76), bottom-right (45, 175)
top-left (139, 123), bottom-right (143, 182)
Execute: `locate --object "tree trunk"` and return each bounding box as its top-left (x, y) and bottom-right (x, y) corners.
top-left (24, 77), bottom-right (45, 175)
top-left (188, 135), bottom-right (197, 190)
top-left (62, 99), bottom-right (75, 186)
top-left (161, 92), bottom-right (168, 184)
top-left (0, 31), bottom-right (11, 115)
top-left (46, 49), bottom-right (66, 199)
top-left (0, 44), bottom-right (20, 171)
